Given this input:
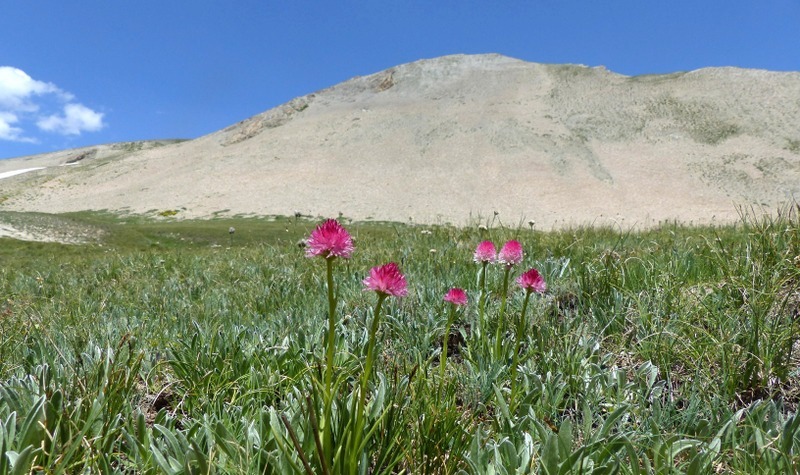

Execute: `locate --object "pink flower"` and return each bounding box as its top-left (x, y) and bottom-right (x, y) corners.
top-left (473, 241), bottom-right (497, 263)
top-left (363, 262), bottom-right (408, 297)
top-left (498, 240), bottom-right (523, 267)
top-left (305, 219), bottom-right (354, 259)
top-left (517, 268), bottom-right (546, 294)
top-left (443, 288), bottom-right (468, 306)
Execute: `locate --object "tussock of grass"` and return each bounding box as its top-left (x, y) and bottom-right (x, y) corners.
top-left (1, 208), bottom-right (799, 472)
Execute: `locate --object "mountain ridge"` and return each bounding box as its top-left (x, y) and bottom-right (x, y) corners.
top-left (1, 54), bottom-right (798, 228)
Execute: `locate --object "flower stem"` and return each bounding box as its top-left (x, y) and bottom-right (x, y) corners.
top-left (325, 257), bottom-right (336, 394)
top-left (323, 257), bottom-right (336, 463)
top-left (343, 293), bottom-right (387, 475)
top-left (440, 304), bottom-right (457, 382)
top-left (494, 266), bottom-right (511, 357)
top-left (477, 261), bottom-right (489, 334)
top-left (510, 290), bottom-right (531, 405)
top-left (360, 293), bottom-right (387, 412)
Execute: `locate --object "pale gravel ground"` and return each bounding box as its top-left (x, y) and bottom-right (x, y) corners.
top-left (1, 54), bottom-right (798, 239)
top-left (0, 224), bottom-right (73, 243)
top-left (0, 218), bottom-right (99, 243)
top-left (0, 224), bottom-right (37, 241)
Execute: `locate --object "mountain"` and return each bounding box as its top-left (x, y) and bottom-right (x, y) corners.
top-left (1, 54), bottom-right (799, 228)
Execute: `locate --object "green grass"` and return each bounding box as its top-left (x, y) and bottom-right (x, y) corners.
top-left (1, 207), bottom-right (799, 473)
top-left (785, 138), bottom-right (800, 154)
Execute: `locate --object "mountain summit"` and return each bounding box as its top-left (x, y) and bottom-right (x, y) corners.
top-left (2, 54), bottom-right (799, 227)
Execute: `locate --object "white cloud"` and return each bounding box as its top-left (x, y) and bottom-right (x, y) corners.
top-left (0, 112), bottom-right (35, 143)
top-left (0, 66), bottom-right (103, 141)
top-left (0, 111), bottom-right (22, 140)
top-left (0, 66), bottom-right (67, 111)
top-left (37, 103), bottom-right (105, 135)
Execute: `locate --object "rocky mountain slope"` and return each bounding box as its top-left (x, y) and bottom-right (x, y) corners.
top-left (1, 54), bottom-right (798, 228)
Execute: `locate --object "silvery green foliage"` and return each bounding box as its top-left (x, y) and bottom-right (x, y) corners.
top-left (1, 208), bottom-right (799, 472)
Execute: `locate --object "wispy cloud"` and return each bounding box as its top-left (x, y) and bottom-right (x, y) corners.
top-left (0, 66), bottom-right (104, 142)
top-left (37, 104), bottom-right (105, 136)
top-left (0, 112), bottom-right (23, 141)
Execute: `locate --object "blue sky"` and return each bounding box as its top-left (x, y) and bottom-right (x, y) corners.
top-left (1, 1), bottom-right (798, 159)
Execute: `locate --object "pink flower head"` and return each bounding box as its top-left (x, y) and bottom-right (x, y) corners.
top-left (305, 219), bottom-right (354, 259)
top-left (473, 241), bottom-right (497, 263)
top-left (498, 240), bottom-right (524, 267)
top-left (363, 262), bottom-right (408, 297)
top-left (517, 268), bottom-right (547, 294)
top-left (443, 288), bottom-right (468, 306)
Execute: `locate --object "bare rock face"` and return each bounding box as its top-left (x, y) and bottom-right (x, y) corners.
top-left (1, 54), bottom-right (799, 228)
top-left (220, 96), bottom-right (315, 146)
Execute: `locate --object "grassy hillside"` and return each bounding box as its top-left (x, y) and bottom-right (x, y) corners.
top-left (1, 208), bottom-right (799, 473)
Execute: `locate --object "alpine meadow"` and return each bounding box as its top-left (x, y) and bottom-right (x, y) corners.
top-left (0, 207), bottom-right (799, 473)
top-left (2, 54), bottom-right (800, 473)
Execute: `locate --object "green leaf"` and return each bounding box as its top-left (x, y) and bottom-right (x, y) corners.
top-left (557, 419), bottom-right (573, 458)
top-left (150, 444), bottom-right (181, 475)
top-left (669, 438), bottom-right (701, 460)
top-left (17, 397), bottom-right (46, 450)
top-left (541, 433), bottom-right (561, 475)
top-left (493, 385), bottom-right (511, 422)
top-left (7, 445), bottom-right (39, 475)
top-left (597, 404), bottom-right (629, 439)
top-left (781, 412), bottom-right (800, 455)
top-left (213, 420), bottom-right (239, 461)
